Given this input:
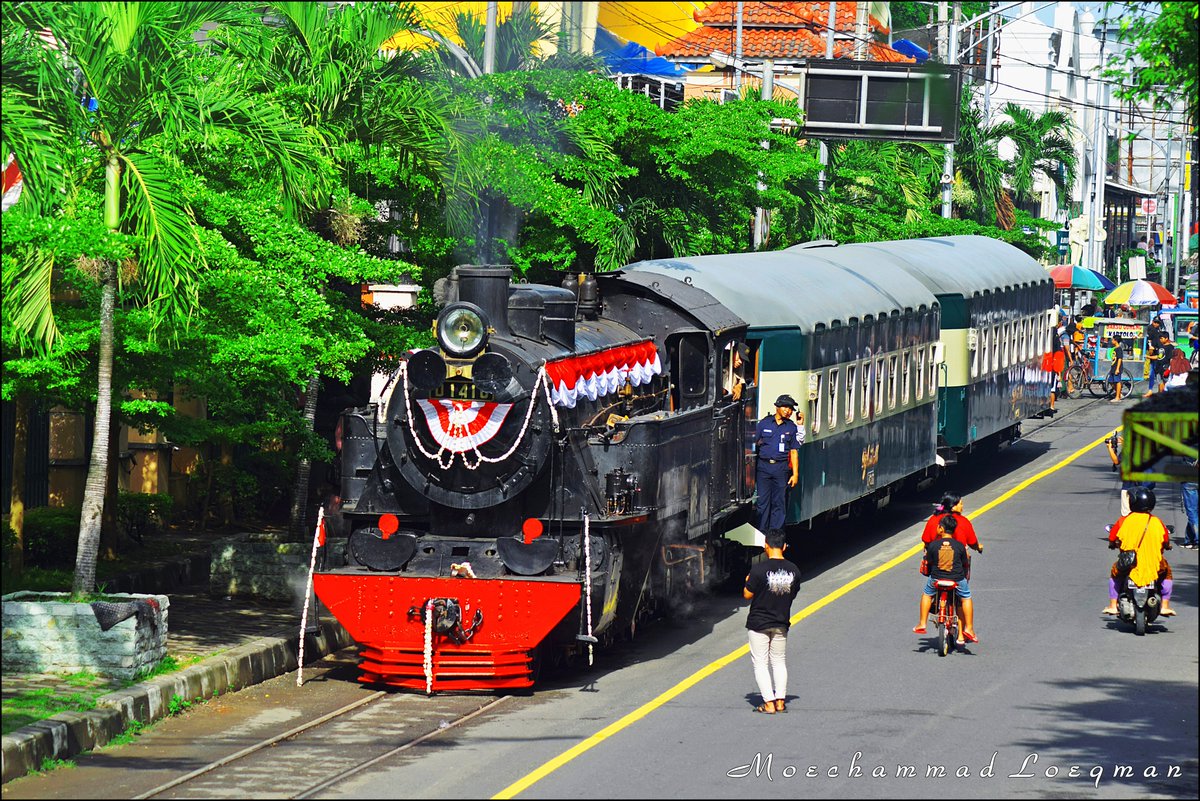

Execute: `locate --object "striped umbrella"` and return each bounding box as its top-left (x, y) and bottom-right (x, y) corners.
top-left (1103, 279), bottom-right (1177, 306)
top-left (1085, 269), bottom-right (1116, 291)
top-left (1049, 264), bottom-right (1106, 290)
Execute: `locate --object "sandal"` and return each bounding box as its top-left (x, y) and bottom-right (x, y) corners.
top-left (775, 700), bottom-right (787, 713)
top-left (754, 702), bottom-right (776, 714)
top-left (912, 626), bottom-right (927, 634)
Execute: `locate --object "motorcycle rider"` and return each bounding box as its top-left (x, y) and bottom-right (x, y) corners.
top-left (1103, 486), bottom-right (1175, 616)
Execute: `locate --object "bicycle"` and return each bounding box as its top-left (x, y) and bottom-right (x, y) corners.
top-left (1088, 367), bottom-right (1135, 399)
top-left (1064, 348), bottom-right (1094, 399)
top-left (931, 580), bottom-right (960, 657)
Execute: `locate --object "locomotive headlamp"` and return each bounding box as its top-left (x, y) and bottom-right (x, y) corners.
top-left (437, 302), bottom-right (489, 358)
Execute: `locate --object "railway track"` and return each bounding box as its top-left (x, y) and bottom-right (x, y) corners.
top-left (134, 691), bottom-right (511, 799)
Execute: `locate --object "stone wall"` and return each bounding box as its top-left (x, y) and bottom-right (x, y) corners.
top-left (210, 533), bottom-right (347, 602)
top-left (1, 592), bottom-right (169, 679)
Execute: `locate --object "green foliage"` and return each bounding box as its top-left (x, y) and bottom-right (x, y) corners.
top-left (16, 506), bottom-right (81, 569)
top-left (33, 758), bottom-right (76, 774)
top-left (1105, 2), bottom-right (1198, 128)
top-left (106, 719), bottom-right (147, 747)
top-left (167, 693), bottom-right (198, 716)
top-left (115, 492), bottom-right (174, 544)
top-left (2, 686), bottom-right (98, 737)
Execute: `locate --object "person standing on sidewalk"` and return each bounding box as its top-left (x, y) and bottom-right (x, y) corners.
top-left (744, 528), bottom-right (802, 714)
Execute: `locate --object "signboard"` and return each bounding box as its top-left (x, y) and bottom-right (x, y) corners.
top-left (1140, 198), bottom-right (1158, 215)
top-left (792, 59), bottom-right (962, 142)
top-left (1055, 230), bottom-right (1069, 255)
top-left (1127, 255), bottom-right (1146, 280)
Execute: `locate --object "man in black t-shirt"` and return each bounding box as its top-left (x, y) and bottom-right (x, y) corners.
top-left (913, 515), bottom-right (977, 644)
top-left (744, 528), bottom-right (801, 714)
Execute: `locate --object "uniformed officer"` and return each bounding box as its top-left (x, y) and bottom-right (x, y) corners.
top-left (755, 394), bottom-right (802, 533)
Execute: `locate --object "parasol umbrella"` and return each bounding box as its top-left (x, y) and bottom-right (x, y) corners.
top-left (1103, 279), bottom-right (1177, 307)
top-left (1085, 269), bottom-right (1116, 291)
top-left (1049, 264), bottom-right (1106, 290)
top-left (1049, 264), bottom-right (1106, 313)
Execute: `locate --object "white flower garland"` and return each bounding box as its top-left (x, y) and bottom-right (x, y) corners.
top-left (398, 360), bottom-right (560, 470)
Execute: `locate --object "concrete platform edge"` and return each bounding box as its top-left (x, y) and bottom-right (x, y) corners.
top-left (1, 618), bottom-right (351, 784)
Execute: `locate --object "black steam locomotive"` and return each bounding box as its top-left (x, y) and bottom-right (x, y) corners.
top-left (313, 236), bottom-right (1054, 692)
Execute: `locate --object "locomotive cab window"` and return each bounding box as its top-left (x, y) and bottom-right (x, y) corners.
top-left (668, 332), bottom-right (709, 411)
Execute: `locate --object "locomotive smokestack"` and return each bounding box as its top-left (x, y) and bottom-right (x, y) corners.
top-left (457, 266), bottom-right (512, 338)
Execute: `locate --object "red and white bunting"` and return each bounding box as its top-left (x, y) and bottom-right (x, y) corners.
top-left (2, 155), bottom-right (23, 213)
top-left (416, 399), bottom-right (513, 453)
top-left (546, 341), bottom-right (662, 408)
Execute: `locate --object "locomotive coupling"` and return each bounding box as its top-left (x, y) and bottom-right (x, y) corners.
top-left (408, 597), bottom-right (485, 645)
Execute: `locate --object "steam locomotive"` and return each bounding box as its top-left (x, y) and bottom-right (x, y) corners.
top-left (313, 236), bottom-right (1055, 692)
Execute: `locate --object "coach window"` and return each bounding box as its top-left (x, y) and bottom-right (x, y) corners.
top-left (860, 360), bottom-right (871, 418)
top-left (976, 327), bottom-right (986, 377)
top-left (928, 344), bottom-right (938, 391)
top-left (845, 365), bottom-right (857, 423)
top-left (874, 357), bottom-right (885, 411)
top-left (1001, 322), bottom-right (1010, 368)
top-left (915, 348), bottom-right (926, 399)
top-left (901, 350), bottom-right (911, 405)
top-left (811, 373), bottom-right (822, 436)
top-left (887, 355), bottom-right (898, 409)
top-left (827, 369), bottom-right (839, 429)
top-left (969, 326), bottom-right (979, 378)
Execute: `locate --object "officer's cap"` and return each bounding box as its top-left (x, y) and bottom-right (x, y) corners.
top-left (774, 394), bottom-right (797, 409)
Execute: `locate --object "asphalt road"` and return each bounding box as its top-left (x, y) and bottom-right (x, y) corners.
top-left (331, 398), bottom-right (1198, 800)
top-left (5, 398), bottom-right (1196, 800)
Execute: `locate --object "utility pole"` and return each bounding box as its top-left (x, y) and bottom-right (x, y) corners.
top-left (940, 3), bottom-right (959, 219)
top-left (734, 2), bottom-right (744, 91)
top-left (484, 1), bottom-right (497, 75)
top-left (754, 61), bottom-right (774, 248)
top-left (853, 2), bottom-right (869, 61)
top-left (1086, 29), bottom-right (1106, 274)
top-left (818, 2), bottom-right (836, 193)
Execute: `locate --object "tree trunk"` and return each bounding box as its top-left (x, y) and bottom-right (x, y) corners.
top-left (75, 154), bottom-right (121, 595)
top-left (100, 394), bottom-right (121, 561)
top-left (75, 260), bottom-right (116, 595)
top-left (7, 395), bottom-right (29, 575)
top-left (289, 371), bottom-right (321, 536)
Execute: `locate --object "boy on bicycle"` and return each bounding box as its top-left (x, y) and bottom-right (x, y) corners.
top-left (914, 515), bottom-right (978, 644)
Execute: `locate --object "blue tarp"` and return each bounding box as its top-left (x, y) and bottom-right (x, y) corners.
top-left (594, 26), bottom-right (692, 77)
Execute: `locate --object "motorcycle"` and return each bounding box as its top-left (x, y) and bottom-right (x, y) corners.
top-left (1108, 524), bottom-right (1174, 636)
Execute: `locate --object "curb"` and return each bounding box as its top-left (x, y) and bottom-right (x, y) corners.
top-left (1, 617), bottom-right (351, 783)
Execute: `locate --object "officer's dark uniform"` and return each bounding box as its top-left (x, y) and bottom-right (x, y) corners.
top-left (755, 395), bottom-right (801, 533)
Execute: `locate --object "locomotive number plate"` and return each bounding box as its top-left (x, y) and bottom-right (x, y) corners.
top-left (430, 381), bottom-right (494, 401)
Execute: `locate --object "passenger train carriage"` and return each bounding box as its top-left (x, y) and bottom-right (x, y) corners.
top-left (313, 236), bottom-right (1055, 692)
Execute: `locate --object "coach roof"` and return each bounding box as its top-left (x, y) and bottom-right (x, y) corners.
top-left (838, 235), bottom-right (1052, 298)
top-left (623, 245), bottom-right (936, 333)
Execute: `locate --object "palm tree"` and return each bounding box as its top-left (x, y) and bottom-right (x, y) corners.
top-left (951, 90), bottom-right (1012, 228)
top-left (992, 101), bottom-right (1077, 209)
top-left (432, 6), bottom-right (601, 76)
top-left (2, 1), bottom-right (325, 593)
top-left (227, 1), bottom-right (461, 533)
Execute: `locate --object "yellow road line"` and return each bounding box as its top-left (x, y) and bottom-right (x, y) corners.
top-left (492, 428), bottom-right (1115, 799)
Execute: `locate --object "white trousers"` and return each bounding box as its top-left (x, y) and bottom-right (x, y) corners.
top-left (748, 628), bottom-right (788, 703)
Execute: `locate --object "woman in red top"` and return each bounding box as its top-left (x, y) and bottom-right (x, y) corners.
top-left (921, 493), bottom-right (982, 553)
